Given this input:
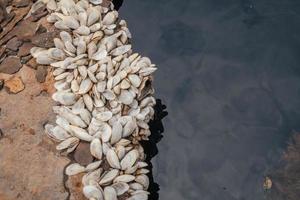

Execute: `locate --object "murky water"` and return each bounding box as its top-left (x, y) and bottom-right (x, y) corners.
top-left (119, 1), bottom-right (300, 199)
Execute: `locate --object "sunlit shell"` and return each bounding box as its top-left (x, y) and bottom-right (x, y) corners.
top-left (65, 163), bottom-right (85, 176)
top-left (99, 169), bottom-right (119, 185)
top-left (135, 175), bottom-right (149, 189)
top-left (113, 175), bottom-right (135, 183)
top-left (111, 182), bottom-right (129, 196)
top-left (78, 78), bottom-right (93, 94)
top-left (102, 11), bottom-right (118, 25)
top-left (96, 111), bottom-right (112, 121)
top-left (83, 185), bottom-right (104, 200)
top-left (69, 125), bottom-right (93, 142)
top-left (82, 168), bottom-right (103, 186)
top-left (120, 149), bottom-right (139, 170)
top-left (86, 160), bottom-right (102, 172)
top-left (75, 25), bottom-right (91, 35)
top-left (118, 90), bottom-right (134, 105)
top-left (58, 107), bottom-right (87, 128)
top-left (87, 7), bottom-right (100, 26)
top-left (110, 45), bottom-right (131, 56)
top-left (56, 137), bottom-right (79, 151)
top-left (89, 0), bottom-right (103, 5)
top-left (110, 121), bottom-right (122, 144)
top-left (90, 138), bottom-right (102, 159)
top-left (104, 186), bottom-right (117, 200)
top-left (106, 149), bottom-right (121, 169)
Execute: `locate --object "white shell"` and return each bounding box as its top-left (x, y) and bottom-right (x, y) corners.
top-left (110, 121), bottom-right (122, 144)
top-left (70, 125), bottom-right (93, 142)
top-left (78, 78), bottom-right (93, 94)
top-left (86, 161), bottom-right (102, 172)
top-left (99, 169), bottom-right (119, 185)
top-left (102, 11), bottom-right (118, 25)
top-left (56, 137), bottom-right (79, 150)
top-left (111, 182), bottom-right (129, 196)
top-left (83, 185), bottom-right (104, 200)
top-left (118, 90), bottom-right (134, 105)
top-left (65, 163), bottom-right (85, 176)
top-left (120, 149), bottom-right (139, 170)
top-left (90, 138), bottom-right (103, 159)
top-left (87, 7), bottom-right (100, 26)
top-left (103, 186), bottom-right (117, 200)
top-left (96, 111), bottom-right (113, 121)
top-left (106, 149), bottom-right (121, 169)
top-left (113, 175), bottom-right (135, 183)
top-left (135, 175), bottom-right (149, 189)
top-left (111, 45), bottom-right (131, 56)
top-left (89, 0), bottom-right (103, 5)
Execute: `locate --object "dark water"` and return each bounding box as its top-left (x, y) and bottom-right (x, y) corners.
top-left (118, 1), bottom-right (300, 199)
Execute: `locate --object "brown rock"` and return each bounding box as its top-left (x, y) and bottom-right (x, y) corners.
top-left (0, 0), bottom-right (8, 23)
top-left (5, 48), bottom-right (17, 56)
top-left (0, 79), bottom-right (3, 90)
top-left (4, 76), bottom-right (25, 94)
top-left (15, 20), bottom-right (39, 40)
top-left (36, 65), bottom-right (47, 83)
top-left (0, 46), bottom-right (6, 58)
top-left (1, 11), bottom-right (15, 27)
top-left (73, 142), bottom-right (94, 166)
top-left (29, 4), bottom-right (48, 22)
top-left (41, 71), bottom-right (56, 94)
top-left (28, 10), bottom-right (48, 22)
top-left (66, 174), bottom-right (86, 200)
top-left (12, 0), bottom-right (31, 7)
top-left (26, 57), bottom-right (37, 69)
top-left (31, 31), bottom-right (59, 48)
top-left (0, 56), bottom-right (22, 74)
top-left (21, 54), bottom-right (32, 64)
top-left (0, 66), bottom-right (68, 199)
top-left (0, 6), bottom-right (30, 44)
top-left (6, 37), bottom-right (23, 51)
top-left (18, 42), bottom-right (34, 57)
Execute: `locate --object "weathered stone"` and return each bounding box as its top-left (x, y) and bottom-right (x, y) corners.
top-left (0, 0), bottom-right (8, 23)
top-left (28, 4), bottom-right (48, 22)
top-left (0, 46), bottom-right (5, 58)
top-left (26, 57), bottom-right (38, 69)
top-left (0, 79), bottom-right (3, 90)
top-left (31, 31), bottom-right (59, 48)
top-left (6, 37), bottom-right (23, 51)
top-left (18, 42), bottom-right (34, 57)
top-left (36, 65), bottom-right (47, 83)
top-left (21, 54), bottom-right (32, 64)
top-left (73, 142), bottom-right (94, 166)
top-left (1, 11), bottom-right (15, 27)
top-left (0, 56), bottom-right (22, 74)
top-left (4, 76), bottom-right (25, 94)
top-left (0, 66), bottom-right (69, 199)
top-left (12, 0), bottom-right (31, 7)
top-left (66, 174), bottom-right (86, 200)
top-left (0, 6), bottom-right (30, 45)
top-left (28, 10), bottom-right (48, 22)
top-left (15, 20), bottom-right (39, 40)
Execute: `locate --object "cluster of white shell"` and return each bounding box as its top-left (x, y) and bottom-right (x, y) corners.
top-left (30, 0), bottom-right (157, 199)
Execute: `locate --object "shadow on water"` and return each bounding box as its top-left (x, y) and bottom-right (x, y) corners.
top-left (141, 99), bottom-right (168, 200)
top-left (112, 1), bottom-right (167, 199)
top-left (112, 0), bottom-right (124, 10)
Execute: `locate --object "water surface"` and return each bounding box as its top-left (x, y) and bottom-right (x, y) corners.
top-left (120, 1), bottom-right (300, 199)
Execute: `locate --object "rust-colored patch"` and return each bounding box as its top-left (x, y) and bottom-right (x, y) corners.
top-left (4, 76), bottom-right (25, 94)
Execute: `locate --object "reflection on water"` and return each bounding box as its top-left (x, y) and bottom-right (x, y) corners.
top-left (117, 0), bottom-right (300, 199)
